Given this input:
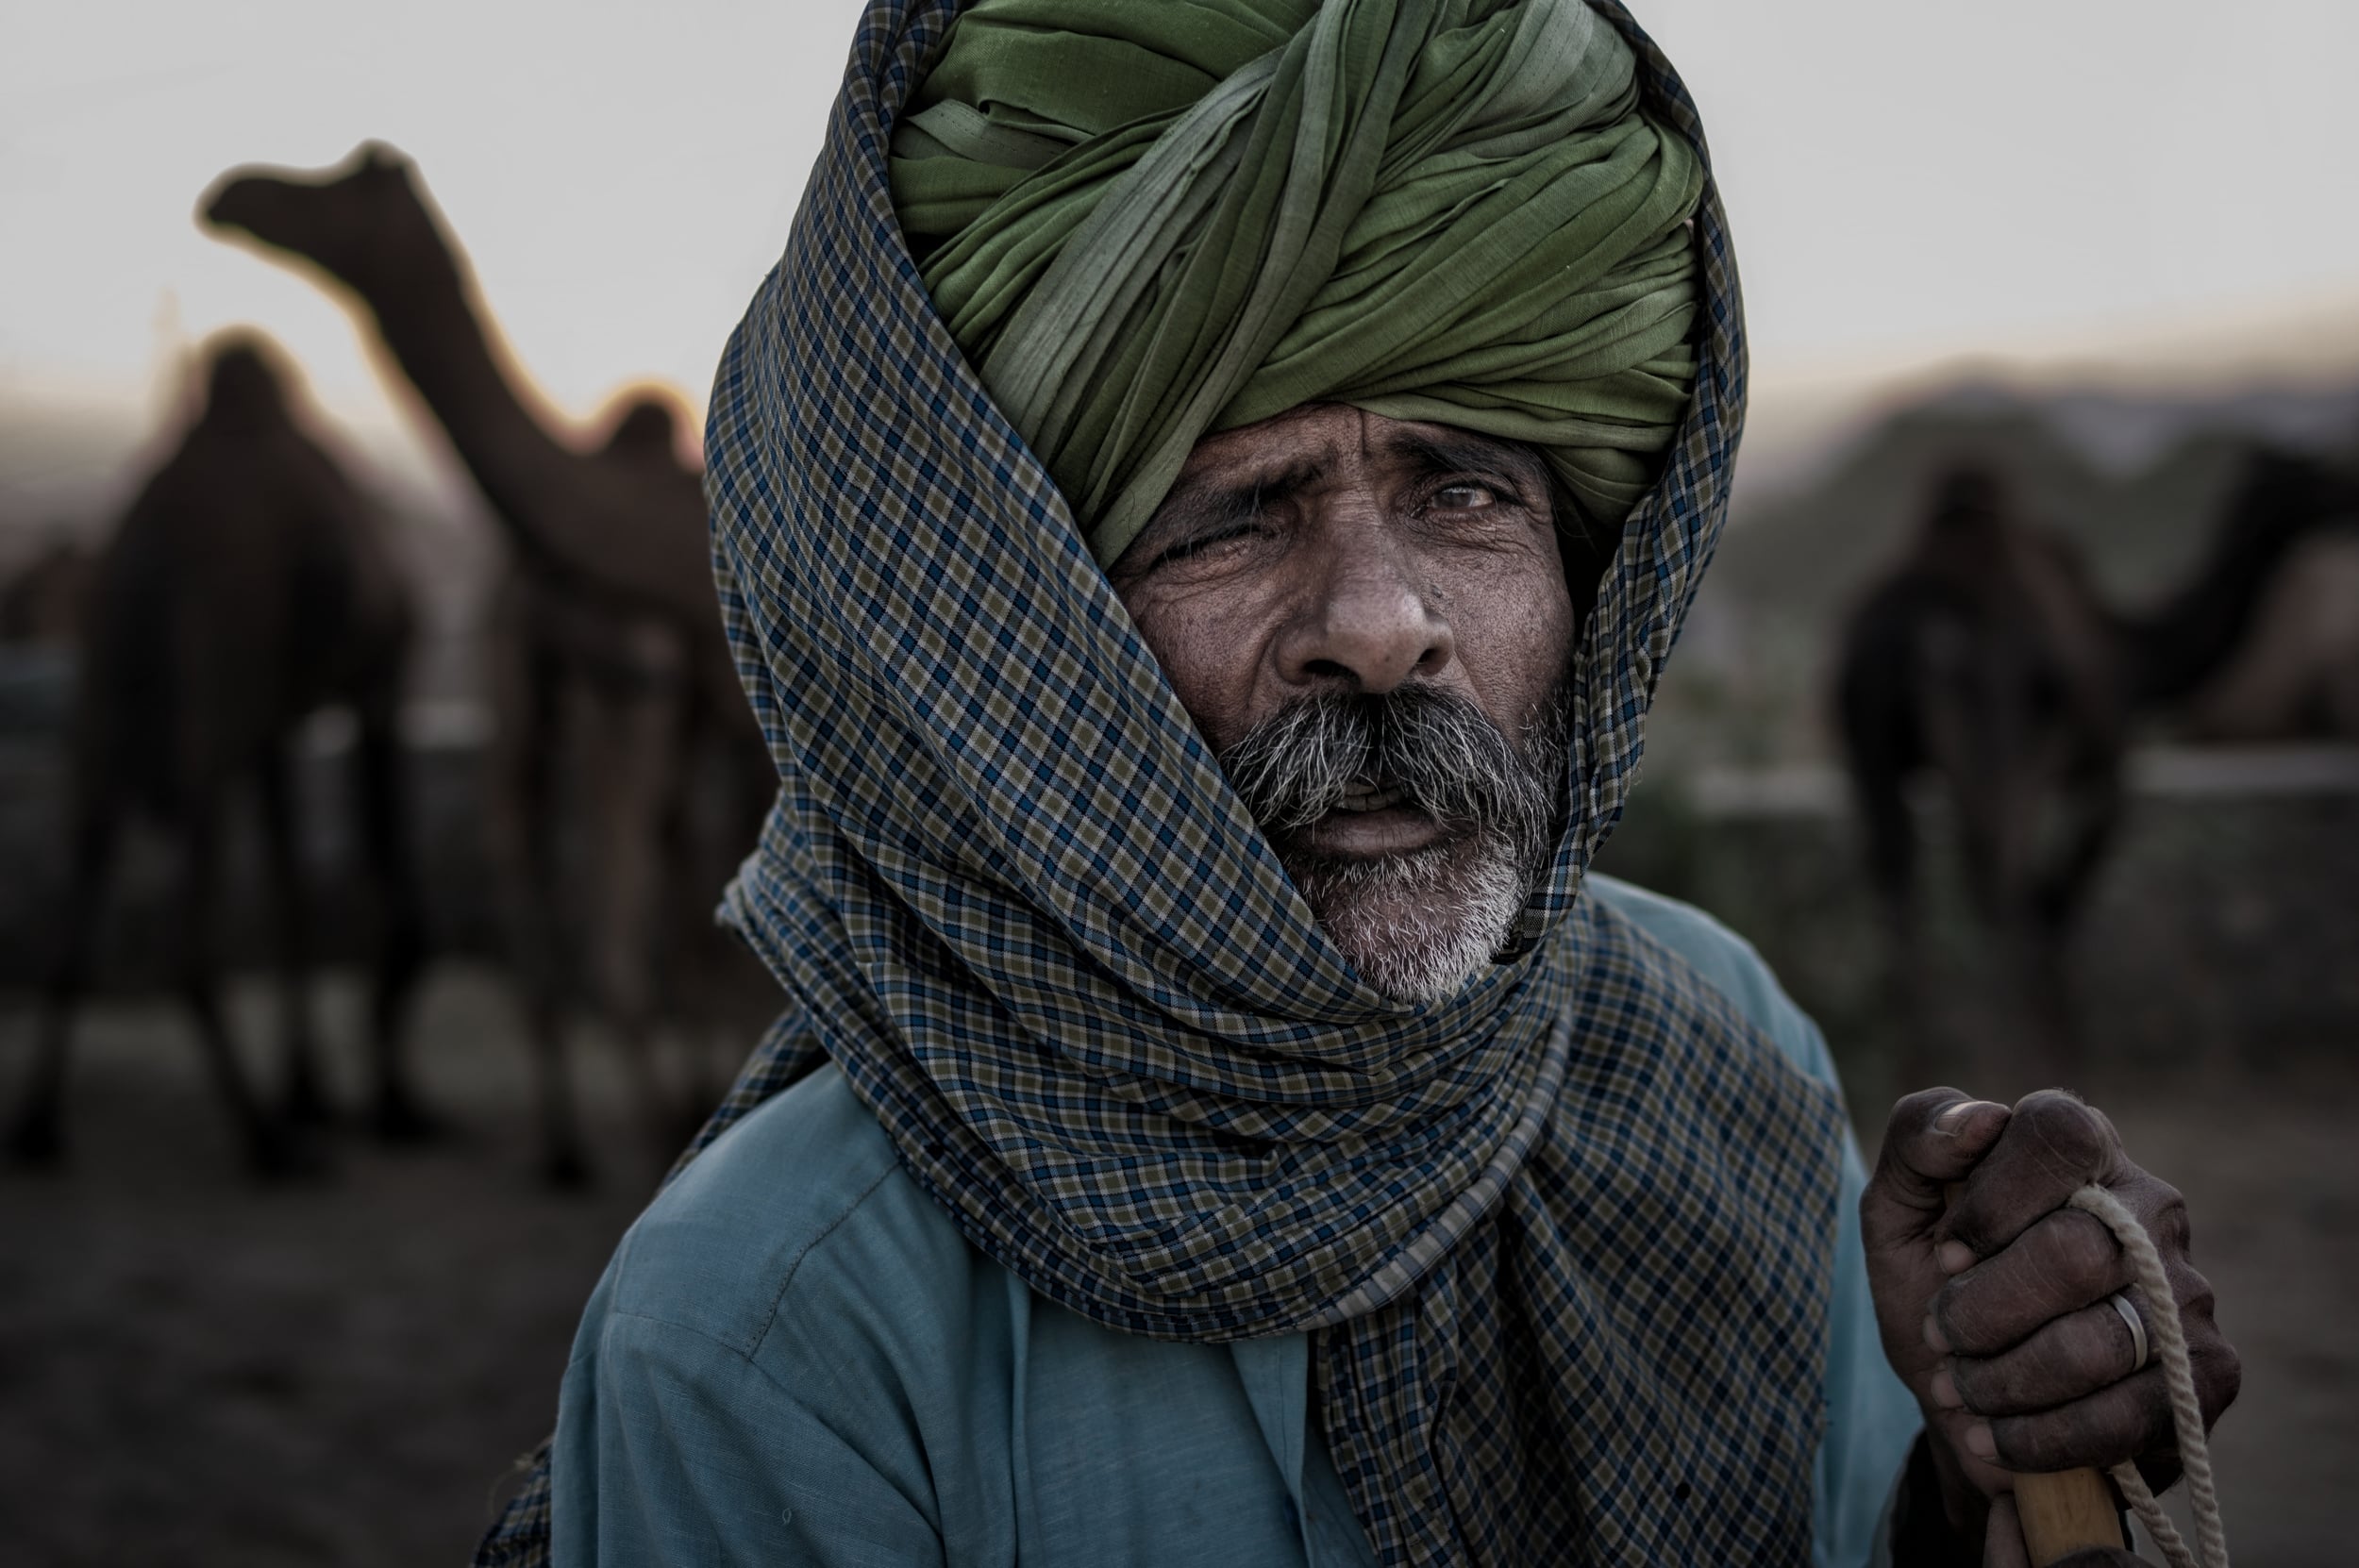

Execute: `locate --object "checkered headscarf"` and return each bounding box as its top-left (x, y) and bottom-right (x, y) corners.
top-left (478, 3), bottom-right (1844, 1563)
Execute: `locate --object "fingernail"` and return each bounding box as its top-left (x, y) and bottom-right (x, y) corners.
top-left (1933, 1100), bottom-right (2000, 1135)
top-left (1930, 1368), bottom-right (1962, 1410)
top-left (1965, 1422), bottom-right (1997, 1461)
top-left (1936, 1240), bottom-right (1975, 1275)
top-left (1921, 1313), bottom-right (1949, 1355)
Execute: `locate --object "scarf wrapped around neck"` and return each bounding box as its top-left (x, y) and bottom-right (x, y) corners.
top-left (477, 4), bottom-right (1845, 1565)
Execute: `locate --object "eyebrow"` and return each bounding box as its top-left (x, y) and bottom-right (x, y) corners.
top-left (1379, 428), bottom-right (1550, 494)
top-left (1145, 455), bottom-right (1328, 554)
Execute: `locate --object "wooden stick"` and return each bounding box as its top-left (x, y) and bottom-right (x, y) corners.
top-left (2015, 1470), bottom-right (2128, 1563)
top-left (1943, 1182), bottom-right (2127, 1562)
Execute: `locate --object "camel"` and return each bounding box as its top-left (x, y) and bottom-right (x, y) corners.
top-left (1833, 450), bottom-right (2359, 1057)
top-left (202, 143), bottom-right (741, 709)
top-left (203, 143), bottom-right (777, 1184)
top-left (6, 335), bottom-right (427, 1174)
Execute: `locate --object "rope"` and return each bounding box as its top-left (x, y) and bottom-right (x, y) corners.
top-left (2067, 1183), bottom-right (2230, 1568)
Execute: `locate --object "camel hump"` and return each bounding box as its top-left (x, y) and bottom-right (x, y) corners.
top-left (602, 392), bottom-right (682, 458)
top-left (200, 330), bottom-right (294, 421)
top-left (95, 332), bottom-right (407, 687)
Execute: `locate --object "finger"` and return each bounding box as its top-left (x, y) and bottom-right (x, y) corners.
top-left (1942, 1090), bottom-right (2126, 1259)
top-left (2129, 1318), bottom-right (2243, 1495)
top-left (1949, 1292), bottom-right (2145, 1416)
top-left (1984, 1364), bottom-right (2172, 1474)
top-left (1983, 1493), bottom-right (2030, 1568)
top-left (1932, 1208), bottom-right (2127, 1356)
top-left (1864, 1089), bottom-right (2011, 1249)
top-left (2190, 1298), bottom-right (2241, 1428)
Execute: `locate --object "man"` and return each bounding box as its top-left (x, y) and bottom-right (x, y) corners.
top-left (479, 1), bottom-right (2238, 1563)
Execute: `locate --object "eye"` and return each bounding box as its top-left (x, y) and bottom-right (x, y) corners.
top-left (1426, 479), bottom-right (1522, 516)
top-left (1147, 523), bottom-right (1260, 573)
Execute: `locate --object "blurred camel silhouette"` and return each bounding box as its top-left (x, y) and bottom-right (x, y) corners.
top-left (0, 538), bottom-right (96, 646)
top-left (204, 142), bottom-right (774, 1185)
top-left (1834, 451), bottom-right (2359, 1048)
top-left (2178, 532), bottom-right (2359, 742)
top-left (6, 336), bottom-right (427, 1174)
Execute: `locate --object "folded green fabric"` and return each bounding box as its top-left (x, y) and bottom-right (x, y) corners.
top-left (891, 0), bottom-right (1703, 564)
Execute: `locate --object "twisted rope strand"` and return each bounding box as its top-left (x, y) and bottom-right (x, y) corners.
top-left (2068, 1183), bottom-right (2230, 1568)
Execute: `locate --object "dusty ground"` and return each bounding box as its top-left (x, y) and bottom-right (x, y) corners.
top-left (0, 969), bottom-right (2349, 1566)
top-left (0, 967), bottom-right (660, 1567)
top-left (2075, 1059), bottom-right (2357, 1568)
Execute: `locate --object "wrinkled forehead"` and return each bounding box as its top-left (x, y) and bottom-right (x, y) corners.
top-left (1169, 408), bottom-right (1554, 491)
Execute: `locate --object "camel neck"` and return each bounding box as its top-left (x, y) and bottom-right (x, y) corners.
top-left (356, 240), bottom-right (580, 555)
top-left (2122, 512), bottom-right (2302, 709)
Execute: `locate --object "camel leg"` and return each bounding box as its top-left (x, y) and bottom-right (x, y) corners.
top-left (256, 739), bottom-right (330, 1124)
top-left (1845, 749), bottom-right (1938, 1079)
top-left (653, 707), bottom-right (738, 1151)
top-left (351, 700), bottom-right (434, 1143)
top-left (585, 672), bottom-right (689, 1165)
top-left (492, 624), bottom-right (591, 1188)
top-left (664, 731), bottom-right (728, 1139)
top-left (7, 795), bottom-right (120, 1166)
top-left (2019, 767), bottom-right (2126, 1067)
top-left (176, 788), bottom-right (301, 1177)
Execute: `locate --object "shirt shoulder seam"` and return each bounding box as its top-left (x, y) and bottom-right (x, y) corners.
top-left (599, 1304), bottom-right (813, 1409)
top-left (747, 1158), bottom-right (904, 1361)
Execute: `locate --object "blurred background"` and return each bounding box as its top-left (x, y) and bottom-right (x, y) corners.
top-left (2, 1), bottom-right (2352, 1563)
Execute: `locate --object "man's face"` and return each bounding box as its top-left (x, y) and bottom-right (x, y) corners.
top-left (1110, 405), bottom-right (1580, 1002)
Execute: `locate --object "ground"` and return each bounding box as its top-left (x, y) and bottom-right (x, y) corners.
top-left (0, 966), bottom-right (2347, 1566)
top-left (0, 968), bottom-right (652, 1567)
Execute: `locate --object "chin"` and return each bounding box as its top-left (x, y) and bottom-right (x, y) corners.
top-left (1289, 838), bottom-right (1530, 1005)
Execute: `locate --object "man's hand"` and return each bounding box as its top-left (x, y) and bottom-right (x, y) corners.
top-left (1861, 1089), bottom-right (2240, 1538)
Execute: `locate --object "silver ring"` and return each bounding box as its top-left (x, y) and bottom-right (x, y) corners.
top-left (2108, 1290), bottom-right (2150, 1374)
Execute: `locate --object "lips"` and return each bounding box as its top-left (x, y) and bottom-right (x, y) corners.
top-left (1334, 778), bottom-right (1406, 813)
top-left (1290, 780), bottom-right (1444, 858)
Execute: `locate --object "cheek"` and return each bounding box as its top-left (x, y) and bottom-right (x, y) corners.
top-left (1121, 584), bottom-right (1264, 751)
top-left (1446, 551), bottom-right (1577, 719)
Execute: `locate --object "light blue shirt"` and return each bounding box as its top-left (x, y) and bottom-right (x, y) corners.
top-left (551, 877), bottom-right (1921, 1566)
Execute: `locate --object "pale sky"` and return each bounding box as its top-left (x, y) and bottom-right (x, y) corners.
top-left (7, 0), bottom-right (2359, 457)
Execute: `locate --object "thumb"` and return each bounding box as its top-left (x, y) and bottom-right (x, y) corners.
top-left (1984, 1493), bottom-right (2029, 1568)
top-left (1865, 1089), bottom-right (2012, 1246)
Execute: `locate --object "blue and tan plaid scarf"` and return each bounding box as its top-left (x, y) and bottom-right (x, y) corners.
top-left (478, 2), bottom-right (1845, 1563)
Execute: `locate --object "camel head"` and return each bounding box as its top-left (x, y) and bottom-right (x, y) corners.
top-left (2214, 446), bottom-right (2359, 558)
top-left (200, 142), bottom-right (439, 296)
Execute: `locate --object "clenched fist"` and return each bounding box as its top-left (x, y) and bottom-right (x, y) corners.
top-left (1861, 1089), bottom-right (2240, 1554)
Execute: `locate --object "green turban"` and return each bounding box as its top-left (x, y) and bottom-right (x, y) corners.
top-left (890, 0), bottom-right (1704, 565)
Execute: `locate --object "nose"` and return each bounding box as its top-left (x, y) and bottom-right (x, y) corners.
top-left (1273, 541), bottom-right (1455, 694)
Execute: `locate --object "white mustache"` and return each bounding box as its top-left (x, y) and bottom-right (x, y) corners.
top-left (1218, 686), bottom-right (1567, 850)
